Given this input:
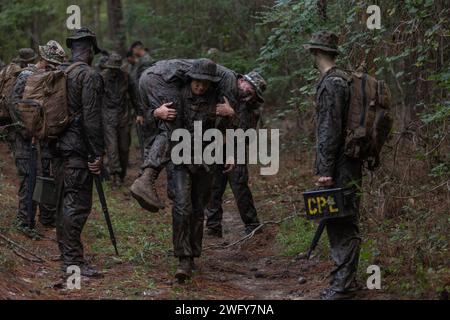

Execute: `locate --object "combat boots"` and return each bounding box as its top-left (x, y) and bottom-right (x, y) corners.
top-left (175, 257), bottom-right (192, 283)
top-left (130, 167), bottom-right (164, 212)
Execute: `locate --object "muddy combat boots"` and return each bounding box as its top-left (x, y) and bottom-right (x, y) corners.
top-left (175, 257), bottom-right (193, 283)
top-left (130, 167), bottom-right (164, 212)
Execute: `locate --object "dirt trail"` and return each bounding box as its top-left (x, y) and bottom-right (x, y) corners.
top-left (0, 141), bottom-right (386, 300)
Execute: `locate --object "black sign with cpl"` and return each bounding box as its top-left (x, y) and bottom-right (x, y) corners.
top-left (303, 187), bottom-right (353, 220)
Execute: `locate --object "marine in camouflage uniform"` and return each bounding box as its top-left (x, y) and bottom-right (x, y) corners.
top-left (165, 59), bottom-right (235, 282)
top-left (304, 31), bottom-right (362, 300)
top-left (101, 53), bottom-right (136, 186)
top-left (53, 28), bottom-right (105, 277)
top-left (10, 44), bottom-right (64, 234)
top-left (130, 59), bottom-right (239, 212)
top-left (122, 50), bottom-right (145, 152)
top-left (130, 59), bottom-right (192, 211)
top-left (205, 71), bottom-right (267, 237)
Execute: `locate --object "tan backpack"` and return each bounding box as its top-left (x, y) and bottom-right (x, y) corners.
top-left (13, 62), bottom-right (85, 139)
top-left (344, 69), bottom-right (393, 170)
top-left (0, 63), bottom-right (23, 125)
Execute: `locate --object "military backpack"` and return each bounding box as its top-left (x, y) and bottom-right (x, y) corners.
top-left (12, 62), bottom-right (85, 139)
top-left (332, 68), bottom-right (393, 170)
top-left (0, 63), bottom-right (23, 125)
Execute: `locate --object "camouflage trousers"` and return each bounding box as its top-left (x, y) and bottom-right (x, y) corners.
top-left (205, 164), bottom-right (260, 234)
top-left (326, 214), bottom-right (361, 292)
top-left (326, 157), bottom-right (362, 292)
top-left (54, 157), bottom-right (93, 268)
top-left (104, 121), bottom-right (131, 179)
top-left (167, 163), bottom-right (213, 258)
top-left (15, 157), bottom-right (56, 228)
top-left (142, 130), bottom-right (171, 171)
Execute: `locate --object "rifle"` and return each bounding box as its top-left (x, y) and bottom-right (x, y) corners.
top-left (136, 122), bottom-right (145, 160)
top-left (89, 155), bottom-right (119, 255)
top-left (306, 218), bottom-right (328, 260)
top-left (27, 139), bottom-right (38, 228)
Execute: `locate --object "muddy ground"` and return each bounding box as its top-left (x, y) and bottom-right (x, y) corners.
top-left (0, 140), bottom-right (389, 300)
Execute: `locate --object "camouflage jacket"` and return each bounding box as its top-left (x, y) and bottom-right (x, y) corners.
top-left (57, 61), bottom-right (105, 163)
top-left (140, 59), bottom-right (239, 112)
top-left (172, 83), bottom-right (223, 169)
top-left (101, 68), bottom-right (135, 125)
top-left (123, 61), bottom-right (143, 117)
top-left (314, 67), bottom-right (350, 178)
top-left (135, 52), bottom-right (155, 84)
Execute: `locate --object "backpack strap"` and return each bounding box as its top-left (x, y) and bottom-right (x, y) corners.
top-left (63, 62), bottom-right (87, 121)
top-left (64, 61), bottom-right (87, 75)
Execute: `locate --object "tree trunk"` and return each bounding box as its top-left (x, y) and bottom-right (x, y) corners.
top-left (29, 14), bottom-right (40, 50)
top-left (94, 0), bottom-right (101, 38)
top-left (107, 0), bottom-right (126, 55)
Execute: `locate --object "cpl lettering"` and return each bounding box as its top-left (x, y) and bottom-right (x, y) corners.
top-left (307, 196), bottom-right (339, 216)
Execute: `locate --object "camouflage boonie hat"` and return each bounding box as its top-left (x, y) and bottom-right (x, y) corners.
top-left (303, 31), bottom-right (340, 55)
top-left (243, 70), bottom-right (267, 103)
top-left (186, 58), bottom-right (221, 83)
top-left (97, 55), bottom-right (109, 70)
top-left (66, 27), bottom-right (102, 54)
top-left (39, 40), bottom-right (66, 65)
top-left (17, 48), bottom-right (38, 63)
top-left (104, 53), bottom-right (123, 69)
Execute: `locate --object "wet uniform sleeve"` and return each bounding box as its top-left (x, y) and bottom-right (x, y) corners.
top-left (315, 76), bottom-right (349, 177)
top-left (138, 74), bottom-right (159, 125)
top-left (81, 68), bottom-right (105, 158)
top-left (216, 72), bottom-right (240, 131)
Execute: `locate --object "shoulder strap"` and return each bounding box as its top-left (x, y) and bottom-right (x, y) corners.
top-left (64, 62), bottom-right (87, 75)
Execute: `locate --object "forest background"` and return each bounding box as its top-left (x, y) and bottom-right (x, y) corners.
top-left (0, 0), bottom-right (448, 299)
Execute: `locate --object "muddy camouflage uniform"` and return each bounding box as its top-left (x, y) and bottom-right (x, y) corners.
top-left (205, 84), bottom-right (263, 236)
top-left (122, 59), bottom-right (142, 117)
top-left (53, 28), bottom-right (105, 269)
top-left (10, 65), bottom-right (56, 228)
top-left (304, 31), bottom-right (363, 298)
top-left (140, 60), bottom-right (238, 172)
top-left (139, 59), bottom-right (192, 171)
top-left (131, 59), bottom-right (239, 212)
top-left (167, 80), bottom-right (220, 260)
top-left (315, 66), bottom-right (362, 296)
top-left (101, 54), bottom-right (135, 181)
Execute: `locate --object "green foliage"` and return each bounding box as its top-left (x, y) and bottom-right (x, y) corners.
top-left (258, 0), bottom-right (449, 124)
top-left (429, 162), bottom-right (450, 178)
top-left (276, 217), bottom-right (328, 257)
